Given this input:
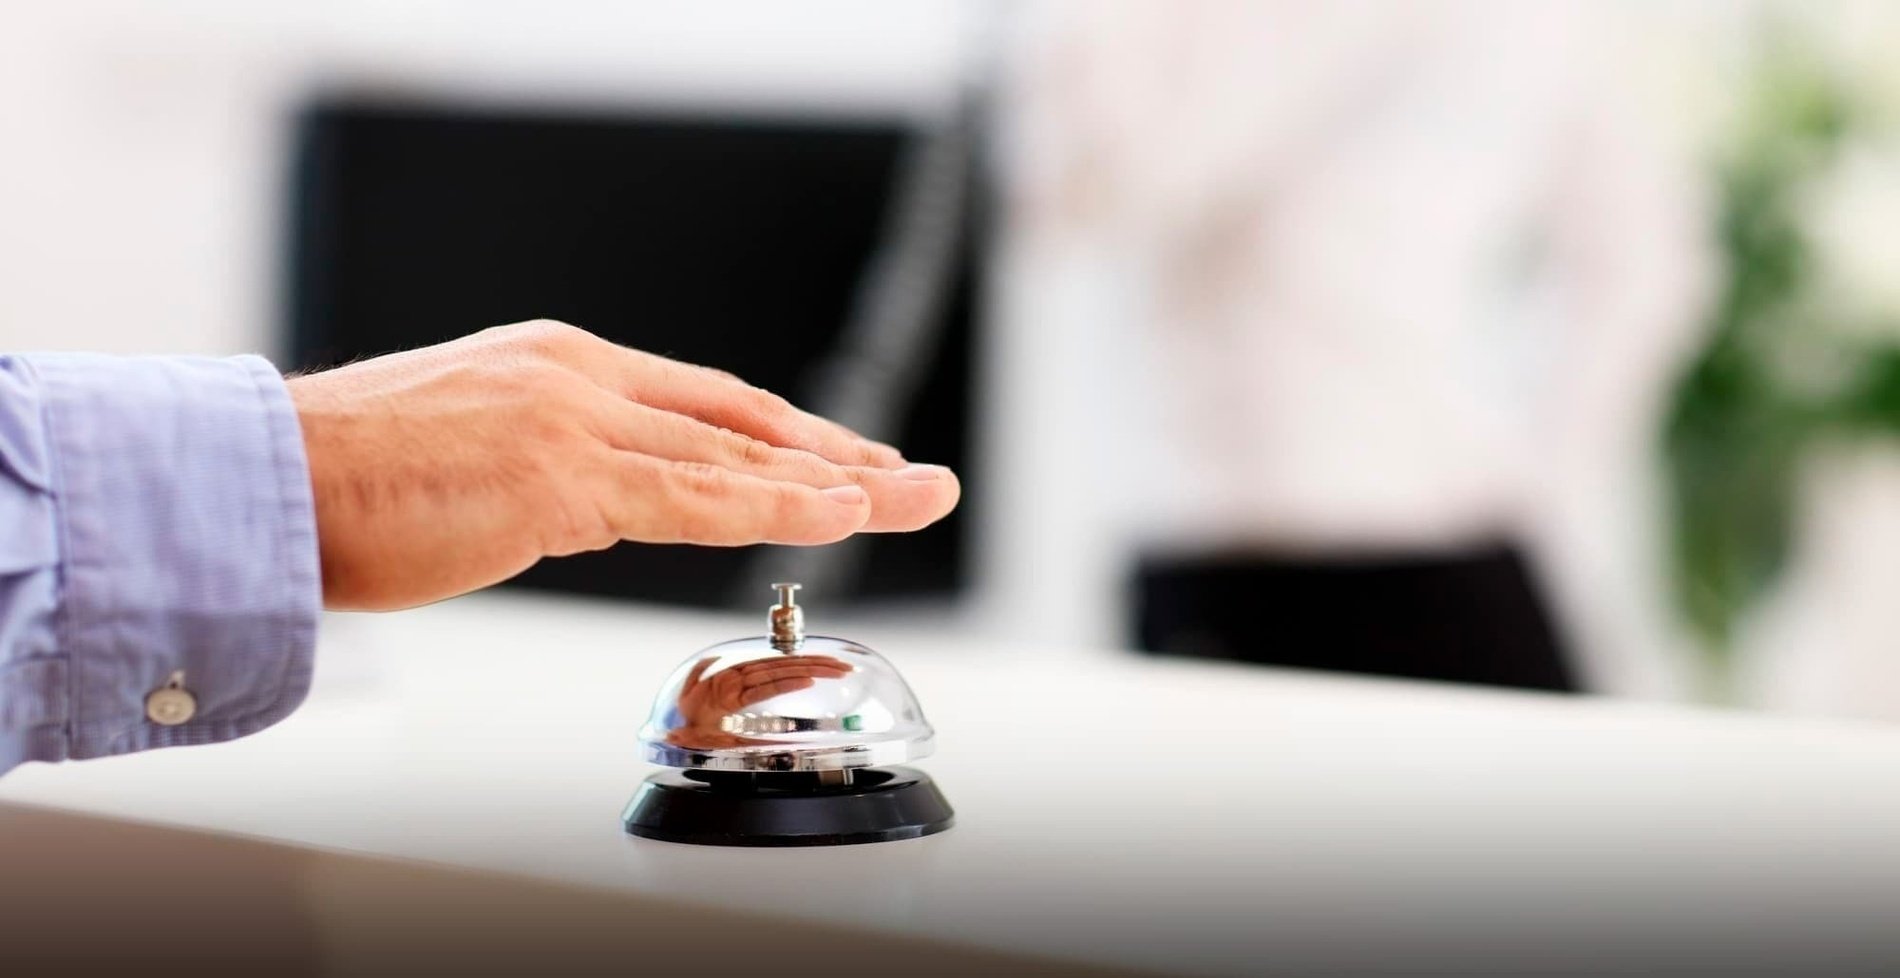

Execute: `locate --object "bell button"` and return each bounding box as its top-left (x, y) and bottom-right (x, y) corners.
top-left (145, 670), bottom-right (197, 726)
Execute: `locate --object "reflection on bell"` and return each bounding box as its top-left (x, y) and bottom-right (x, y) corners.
top-left (622, 583), bottom-right (954, 846)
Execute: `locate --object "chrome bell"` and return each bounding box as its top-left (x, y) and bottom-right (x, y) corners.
top-left (622, 584), bottom-right (954, 846)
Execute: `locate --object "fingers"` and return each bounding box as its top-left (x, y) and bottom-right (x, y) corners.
top-left (737, 677), bottom-right (818, 707)
top-left (737, 663), bottom-right (853, 688)
top-left (700, 655), bottom-right (851, 682)
top-left (734, 655), bottom-right (851, 675)
top-left (680, 657), bottom-right (714, 692)
top-left (694, 655), bottom-right (856, 709)
top-left (693, 656), bottom-right (851, 693)
top-left (480, 321), bottom-right (904, 468)
top-left (597, 347), bottom-right (906, 468)
top-left (732, 656), bottom-right (852, 706)
top-left (586, 395), bottom-right (959, 533)
top-left (596, 453), bottom-right (873, 546)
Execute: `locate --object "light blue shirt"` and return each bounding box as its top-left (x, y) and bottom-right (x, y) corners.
top-left (0, 353), bottom-right (319, 774)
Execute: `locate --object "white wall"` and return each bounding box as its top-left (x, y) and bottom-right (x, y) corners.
top-left (0, 1), bottom-right (975, 358)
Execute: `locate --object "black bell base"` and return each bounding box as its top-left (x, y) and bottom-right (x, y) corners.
top-left (623, 766), bottom-right (953, 847)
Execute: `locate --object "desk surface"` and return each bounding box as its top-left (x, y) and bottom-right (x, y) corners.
top-left (6, 591), bottom-right (1900, 975)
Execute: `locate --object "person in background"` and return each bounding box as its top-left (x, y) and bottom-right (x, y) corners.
top-left (999, 0), bottom-right (1707, 690)
top-left (0, 320), bottom-right (960, 774)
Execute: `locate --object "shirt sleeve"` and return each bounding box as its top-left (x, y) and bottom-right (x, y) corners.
top-left (0, 353), bottom-right (320, 774)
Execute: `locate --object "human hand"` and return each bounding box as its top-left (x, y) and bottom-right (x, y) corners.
top-left (287, 320), bottom-right (960, 610)
top-left (664, 654), bottom-right (854, 749)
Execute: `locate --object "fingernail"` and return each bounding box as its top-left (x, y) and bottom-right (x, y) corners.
top-left (895, 464), bottom-right (951, 481)
top-left (822, 485), bottom-right (869, 505)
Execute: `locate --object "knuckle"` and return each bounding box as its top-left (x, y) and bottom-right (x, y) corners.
top-left (841, 441), bottom-right (882, 467)
top-left (668, 509), bottom-right (723, 544)
top-left (702, 425), bottom-right (754, 463)
top-left (769, 481), bottom-right (813, 525)
top-left (506, 362), bottom-right (579, 401)
top-left (520, 317), bottom-right (579, 336)
top-left (729, 390), bottom-right (806, 446)
top-left (663, 470), bottom-right (755, 544)
top-left (745, 388), bottom-right (793, 423)
top-left (711, 424), bottom-right (839, 483)
top-left (668, 461), bottom-right (733, 500)
top-left (735, 435), bottom-right (781, 469)
top-left (506, 319), bottom-right (588, 357)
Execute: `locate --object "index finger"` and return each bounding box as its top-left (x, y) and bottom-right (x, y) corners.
top-left (738, 664), bottom-right (853, 688)
top-left (680, 657), bottom-right (715, 691)
top-left (599, 347), bottom-right (907, 469)
top-left (735, 655), bottom-right (851, 673)
top-left (738, 677), bottom-right (819, 706)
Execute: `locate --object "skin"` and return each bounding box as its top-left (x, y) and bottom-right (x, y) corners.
top-left (287, 319), bottom-right (960, 611)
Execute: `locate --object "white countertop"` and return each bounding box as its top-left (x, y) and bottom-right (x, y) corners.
top-left (6, 590), bottom-right (1900, 975)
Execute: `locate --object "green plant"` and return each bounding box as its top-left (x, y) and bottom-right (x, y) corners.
top-left (1664, 33), bottom-right (1900, 680)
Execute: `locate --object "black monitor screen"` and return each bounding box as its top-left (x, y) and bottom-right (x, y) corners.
top-left (283, 100), bottom-right (976, 608)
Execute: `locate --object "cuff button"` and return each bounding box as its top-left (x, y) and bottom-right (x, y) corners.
top-left (145, 671), bottom-right (197, 726)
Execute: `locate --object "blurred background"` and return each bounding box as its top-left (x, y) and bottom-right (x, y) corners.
top-left (5, 0), bottom-right (1900, 718)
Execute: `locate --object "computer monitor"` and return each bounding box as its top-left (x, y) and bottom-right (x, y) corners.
top-left (283, 99), bottom-right (978, 608)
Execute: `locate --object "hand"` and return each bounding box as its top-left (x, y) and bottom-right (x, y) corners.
top-left (665, 654), bottom-right (854, 749)
top-left (287, 320), bottom-right (960, 610)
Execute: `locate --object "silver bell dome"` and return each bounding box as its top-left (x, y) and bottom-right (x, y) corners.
top-left (639, 584), bottom-right (936, 773)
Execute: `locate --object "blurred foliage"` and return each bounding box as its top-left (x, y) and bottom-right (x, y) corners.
top-left (1664, 32), bottom-right (1900, 668)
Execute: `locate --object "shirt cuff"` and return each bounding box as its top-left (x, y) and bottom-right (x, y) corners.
top-left (30, 353), bottom-right (320, 760)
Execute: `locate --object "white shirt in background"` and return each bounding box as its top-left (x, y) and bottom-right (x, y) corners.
top-left (985, 0), bottom-right (1710, 693)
